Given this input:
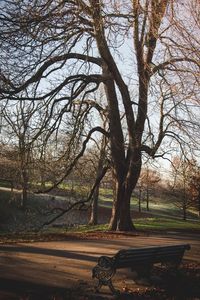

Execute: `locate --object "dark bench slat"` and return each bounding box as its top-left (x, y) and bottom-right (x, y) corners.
top-left (115, 245), bottom-right (189, 262)
top-left (116, 250), bottom-right (185, 262)
top-left (117, 244), bottom-right (190, 255)
top-left (116, 256), bottom-right (184, 266)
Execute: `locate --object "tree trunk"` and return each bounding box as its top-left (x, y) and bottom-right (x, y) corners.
top-left (183, 205), bottom-right (187, 221)
top-left (40, 169), bottom-right (46, 189)
top-left (198, 198), bottom-right (200, 218)
top-left (89, 134), bottom-right (107, 225)
top-left (146, 187), bottom-right (150, 211)
top-left (138, 187), bottom-right (142, 212)
top-left (21, 169), bottom-right (28, 209)
top-left (89, 186), bottom-right (99, 225)
top-left (198, 189), bottom-right (200, 218)
top-left (109, 152), bottom-right (142, 231)
top-left (109, 179), bottom-right (135, 231)
top-left (182, 194), bottom-right (187, 221)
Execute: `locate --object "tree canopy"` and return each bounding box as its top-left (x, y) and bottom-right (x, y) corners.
top-left (0, 0), bottom-right (200, 231)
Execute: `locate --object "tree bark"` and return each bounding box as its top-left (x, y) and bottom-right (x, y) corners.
top-left (89, 186), bottom-right (99, 225)
top-left (146, 188), bottom-right (150, 211)
top-left (109, 151), bottom-right (142, 231)
top-left (89, 134), bottom-right (107, 225)
top-left (21, 169), bottom-right (28, 209)
top-left (109, 178), bottom-right (136, 231)
top-left (138, 187), bottom-right (142, 213)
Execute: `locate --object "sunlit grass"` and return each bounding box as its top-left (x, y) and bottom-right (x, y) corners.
top-left (66, 224), bottom-right (109, 233)
top-left (52, 217), bottom-right (200, 233)
top-left (0, 216), bottom-right (199, 243)
top-left (134, 217), bottom-right (200, 231)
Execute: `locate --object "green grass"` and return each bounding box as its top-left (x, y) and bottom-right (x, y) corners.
top-left (134, 217), bottom-right (200, 231)
top-left (0, 216), bottom-right (199, 243)
top-left (1, 184), bottom-right (199, 240)
top-left (48, 217), bottom-right (200, 234)
top-left (99, 194), bottom-right (199, 220)
top-left (66, 224), bottom-right (109, 233)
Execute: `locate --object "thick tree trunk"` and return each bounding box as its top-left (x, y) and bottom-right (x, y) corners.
top-left (109, 180), bottom-right (135, 231)
top-left (118, 186), bottom-right (135, 231)
top-left (109, 152), bottom-right (142, 231)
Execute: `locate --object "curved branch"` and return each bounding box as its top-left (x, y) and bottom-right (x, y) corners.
top-left (36, 126), bottom-right (109, 194)
top-left (152, 57), bottom-right (200, 74)
top-left (0, 53), bottom-right (102, 95)
top-left (39, 163), bottom-right (109, 229)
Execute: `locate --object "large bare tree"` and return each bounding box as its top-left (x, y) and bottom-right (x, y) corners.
top-left (0, 0), bottom-right (199, 230)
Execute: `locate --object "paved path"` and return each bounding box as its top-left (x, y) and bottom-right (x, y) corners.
top-left (0, 233), bottom-right (199, 292)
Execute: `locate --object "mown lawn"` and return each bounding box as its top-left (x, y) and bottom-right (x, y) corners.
top-left (0, 216), bottom-right (200, 244)
top-left (62, 216), bottom-right (200, 234)
top-left (134, 217), bottom-right (200, 232)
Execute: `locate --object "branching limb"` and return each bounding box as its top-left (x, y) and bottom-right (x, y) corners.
top-left (36, 126), bottom-right (109, 194)
top-left (39, 164), bottom-right (110, 228)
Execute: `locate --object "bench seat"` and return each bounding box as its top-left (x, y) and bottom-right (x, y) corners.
top-left (92, 244), bottom-right (191, 294)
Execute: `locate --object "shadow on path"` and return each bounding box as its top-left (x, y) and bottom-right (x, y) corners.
top-left (0, 244), bottom-right (98, 262)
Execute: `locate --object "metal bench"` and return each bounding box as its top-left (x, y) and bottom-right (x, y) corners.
top-left (92, 244), bottom-right (191, 295)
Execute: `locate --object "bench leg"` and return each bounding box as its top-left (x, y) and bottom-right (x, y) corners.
top-left (163, 257), bottom-right (182, 270)
top-left (133, 264), bottom-right (153, 281)
top-left (95, 281), bottom-right (102, 293)
top-left (95, 278), bottom-right (119, 295)
top-left (108, 279), bottom-right (119, 295)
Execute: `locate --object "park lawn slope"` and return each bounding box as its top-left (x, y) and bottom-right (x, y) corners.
top-left (134, 217), bottom-right (200, 233)
top-left (59, 216), bottom-right (200, 234)
top-left (0, 216), bottom-right (200, 244)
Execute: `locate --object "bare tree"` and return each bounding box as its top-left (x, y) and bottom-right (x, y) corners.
top-left (170, 156), bottom-right (196, 220)
top-left (187, 162), bottom-right (200, 217)
top-left (1, 101), bottom-right (41, 207)
top-left (137, 165), bottom-right (160, 211)
top-left (0, 0), bottom-right (200, 230)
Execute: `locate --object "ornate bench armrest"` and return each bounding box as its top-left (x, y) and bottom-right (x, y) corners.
top-left (92, 256), bottom-right (118, 294)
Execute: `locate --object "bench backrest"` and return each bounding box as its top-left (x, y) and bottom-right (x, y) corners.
top-left (114, 244), bottom-right (190, 269)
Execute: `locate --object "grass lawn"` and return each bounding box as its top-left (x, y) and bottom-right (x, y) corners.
top-left (52, 216), bottom-right (200, 234)
top-left (134, 217), bottom-right (200, 232)
top-left (0, 185), bottom-right (200, 240)
top-left (0, 216), bottom-right (199, 244)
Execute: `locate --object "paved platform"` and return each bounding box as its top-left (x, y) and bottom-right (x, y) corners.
top-left (0, 233), bottom-right (199, 292)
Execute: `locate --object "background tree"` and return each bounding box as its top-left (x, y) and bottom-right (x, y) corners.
top-left (0, 0), bottom-right (199, 230)
top-left (1, 101), bottom-right (40, 208)
top-left (0, 144), bottom-right (19, 195)
top-left (188, 163), bottom-right (200, 217)
top-left (169, 156), bottom-right (198, 220)
top-left (137, 164), bottom-right (160, 211)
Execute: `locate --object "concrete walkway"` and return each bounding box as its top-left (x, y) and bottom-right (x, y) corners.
top-left (0, 233), bottom-right (199, 292)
